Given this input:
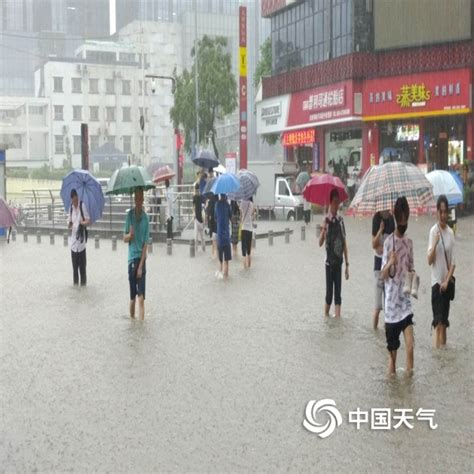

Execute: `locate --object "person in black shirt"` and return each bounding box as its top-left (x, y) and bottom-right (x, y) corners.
top-left (193, 184), bottom-right (205, 252)
top-left (371, 210), bottom-right (396, 329)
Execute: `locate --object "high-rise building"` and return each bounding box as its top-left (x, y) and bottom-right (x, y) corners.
top-left (0, 0), bottom-right (110, 96)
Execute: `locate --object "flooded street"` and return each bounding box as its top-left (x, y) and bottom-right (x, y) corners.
top-left (1, 216), bottom-right (473, 471)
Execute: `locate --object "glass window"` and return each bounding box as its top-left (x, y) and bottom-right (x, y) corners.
top-left (89, 79), bottom-right (99, 94)
top-left (106, 107), bottom-right (115, 122)
top-left (55, 135), bottom-right (64, 154)
top-left (106, 79), bottom-right (115, 94)
top-left (90, 106), bottom-right (99, 121)
top-left (305, 16), bottom-right (313, 46)
top-left (90, 135), bottom-right (99, 151)
top-left (73, 135), bottom-right (81, 154)
top-left (107, 135), bottom-right (115, 145)
top-left (53, 77), bottom-right (63, 93)
top-left (73, 106), bottom-right (82, 121)
top-left (122, 136), bottom-right (132, 153)
top-left (72, 78), bottom-right (82, 93)
top-left (54, 105), bottom-right (63, 121)
top-left (122, 80), bottom-right (131, 95)
top-left (122, 107), bottom-right (131, 122)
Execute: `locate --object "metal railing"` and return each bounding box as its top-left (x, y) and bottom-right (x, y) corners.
top-left (12, 184), bottom-right (195, 233)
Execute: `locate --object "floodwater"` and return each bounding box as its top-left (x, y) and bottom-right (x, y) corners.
top-left (1, 216), bottom-right (473, 472)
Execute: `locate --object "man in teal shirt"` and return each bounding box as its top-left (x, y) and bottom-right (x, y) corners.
top-left (123, 188), bottom-right (149, 319)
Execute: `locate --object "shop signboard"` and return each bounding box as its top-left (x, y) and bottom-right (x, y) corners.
top-left (225, 152), bottom-right (237, 174)
top-left (282, 128), bottom-right (316, 147)
top-left (287, 80), bottom-right (360, 128)
top-left (363, 68), bottom-right (472, 121)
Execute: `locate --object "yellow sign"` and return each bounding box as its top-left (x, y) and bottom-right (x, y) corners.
top-left (239, 47), bottom-right (247, 77)
top-left (396, 83), bottom-right (431, 108)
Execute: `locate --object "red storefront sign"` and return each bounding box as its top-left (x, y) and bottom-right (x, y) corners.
top-left (282, 128), bottom-right (316, 147)
top-left (363, 68), bottom-right (472, 121)
top-left (261, 0), bottom-right (298, 17)
top-left (287, 80), bottom-right (359, 128)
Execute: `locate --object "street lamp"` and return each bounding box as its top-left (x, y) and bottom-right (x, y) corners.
top-left (144, 74), bottom-right (180, 183)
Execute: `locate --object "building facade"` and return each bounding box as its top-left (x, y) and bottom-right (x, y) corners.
top-left (0, 97), bottom-right (52, 169)
top-left (34, 41), bottom-right (160, 169)
top-left (257, 0), bottom-right (473, 181)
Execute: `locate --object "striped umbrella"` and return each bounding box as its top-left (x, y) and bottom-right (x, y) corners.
top-left (228, 169), bottom-right (260, 200)
top-left (349, 162), bottom-right (434, 216)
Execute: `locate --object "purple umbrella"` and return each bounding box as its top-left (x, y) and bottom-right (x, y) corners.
top-left (0, 197), bottom-right (16, 228)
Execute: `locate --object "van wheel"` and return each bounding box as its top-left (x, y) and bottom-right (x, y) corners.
top-left (287, 211), bottom-right (295, 221)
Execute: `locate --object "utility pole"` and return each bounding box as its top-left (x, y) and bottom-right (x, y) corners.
top-left (194, 0), bottom-right (199, 154)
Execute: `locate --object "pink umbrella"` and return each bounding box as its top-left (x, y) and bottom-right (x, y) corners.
top-left (0, 197), bottom-right (16, 228)
top-left (152, 165), bottom-right (176, 184)
top-left (303, 174), bottom-right (348, 206)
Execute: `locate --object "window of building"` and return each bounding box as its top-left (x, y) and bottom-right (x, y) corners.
top-left (54, 105), bottom-right (63, 121)
top-left (122, 80), bottom-right (131, 95)
top-left (140, 136), bottom-right (149, 154)
top-left (138, 80), bottom-right (148, 96)
top-left (55, 135), bottom-right (64, 154)
top-left (29, 106), bottom-right (43, 115)
top-left (122, 136), bottom-right (132, 153)
top-left (73, 135), bottom-right (82, 154)
top-left (119, 52), bottom-right (136, 62)
top-left (107, 135), bottom-right (116, 145)
top-left (106, 107), bottom-right (115, 122)
top-left (89, 78), bottom-right (99, 94)
top-left (90, 106), bottom-right (99, 121)
top-left (139, 107), bottom-right (148, 121)
top-left (122, 107), bottom-right (131, 122)
top-left (72, 78), bottom-right (82, 93)
top-left (106, 79), bottom-right (115, 94)
top-left (90, 135), bottom-right (100, 151)
top-left (73, 106), bottom-right (82, 121)
top-left (53, 77), bottom-right (63, 93)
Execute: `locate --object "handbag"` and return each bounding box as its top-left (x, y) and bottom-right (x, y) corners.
top-left (438, 225), bottom-right (455, 301)
top-left (239, 202), bottom-right (251, 241)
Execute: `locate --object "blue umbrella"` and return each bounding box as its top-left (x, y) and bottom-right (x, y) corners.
top-left (61, 169), bottom-right (105, 224)
top-left (211, 173), bottom-right (240, 195)
top-left (449, 171), bottom-right (464, 193)
top-left (426, 170), bottom-right (463, 206)
top-left (192, 149), bottom-right (219, 170)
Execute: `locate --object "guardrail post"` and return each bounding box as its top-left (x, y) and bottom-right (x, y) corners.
top-left (64, 233), bottom-right (68, 247)
top-left (285, 227), bottom-right (290, 244)
top-left (50, 232), bottom-right (55, 245)
top-left (268, 230), bottom-right (274, 246)
top-left (167, 238), bottom-right (172, 255)
top-left (301, 225), bottom-right (306, 241)
top-left (148, 237), bottom-right (153, 254)
top-left (94, 235), bottom-right (100, 249)
top-left (36, 230), bottom-right (41, 244)
top-left (189, 239), bottom-right (195, 258)
top-left (112, 235), bottom-right (117, 251)
top-left (23, 230), bottom-right (28, 242)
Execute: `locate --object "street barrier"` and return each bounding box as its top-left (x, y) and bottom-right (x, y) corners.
top-left (301, 226), bottom-right (306, 241)
top-left (167, 238), bottom-right (173, 255)
top-left (112, 235), bottom-right (117, 251)
top-left (285, 228), bottom-right (290, 244)
top-left (50, 232), bottom-right (55, 245)
top-left (36, 231), bottom-right (41, 244)
top-left (189, 239), bottom-right (195, 258)
top-left (95, 235), bottom-right (100, 249)
top-left (268, 230), bottom-right (274, 246)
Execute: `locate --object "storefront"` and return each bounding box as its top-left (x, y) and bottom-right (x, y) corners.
top-left (256, 79), bottom-right (363, 174)
top-left (363, 68), bottom-right (473, 173)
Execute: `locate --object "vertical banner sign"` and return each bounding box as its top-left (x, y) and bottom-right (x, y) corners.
top-left (0, 150), bottom-right (5, 238)
top-left (81, 123), bottom-right (89, 171)
top-left (239, 6), bottom-right (248, 169)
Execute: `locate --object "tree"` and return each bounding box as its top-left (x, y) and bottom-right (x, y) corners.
top-left (170, 35), bottom-right (238, 160)
top-left (253, 37), bottom-right (280, 146)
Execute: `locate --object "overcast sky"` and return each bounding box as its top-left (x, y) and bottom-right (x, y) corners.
top-left (109, 0), bottom-right (116, 35)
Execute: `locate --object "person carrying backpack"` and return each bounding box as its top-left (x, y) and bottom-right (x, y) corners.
top-left (319, 188), bottom-right (349, 318)
top-left (68, 188), bottom-right (90, 286)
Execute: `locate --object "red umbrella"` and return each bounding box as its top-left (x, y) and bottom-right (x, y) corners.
top-left (152, 165), bottom-right (176, 184)
top-left (303, 174), bottom-right (348, 206)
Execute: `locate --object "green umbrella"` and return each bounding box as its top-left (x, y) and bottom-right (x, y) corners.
top-left (105, 165), bottom-right (155, 195)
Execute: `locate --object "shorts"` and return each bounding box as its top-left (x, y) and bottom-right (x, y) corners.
top-left (385, 314), bottom-right (413, 352)
top-left (374, 270), bottom-right (384, 311)
top-left (241, 229), bottom-right (252, 257)
top-left (431, 283), bottom-right (450, 328)
top-left (128, 259), bottom-right (146, 300)
top-left (218, 243), bottom-right (232, 263)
